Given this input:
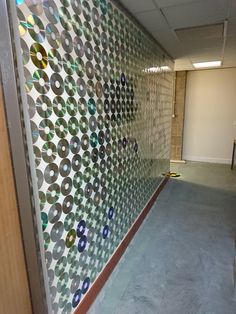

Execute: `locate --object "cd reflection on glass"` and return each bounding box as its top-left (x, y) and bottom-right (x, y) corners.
top-left (33, 145), bottom-right (41, 166)
top-left (17, 8), bottom-right (27, 37)
top-left (65, 76), bottom-right (76, 96)
top-left (30, 43), bottom-right (48, 69)
top-left (61, 30), bottom-right (73, 53)
top-left (33, 70), bottom-right (50, 94)
top-left (36, 95), bottom-right (52, 118)
top-left (31, 121), bottom-right (39, 144)
top-left (27, 14), bottom-right (45, 43)
top-left (21, 39), bottom-right (29, 65)
top-left (46, 24), bottom-right (61, 49)
top-left (43, 0), bottom-right (59, 24)
top-left (27, 94), bottom-right (36, 119)
top-left (48, 49), bottom-right (62, 72)
top-left (24, 67), bottom-right (33, 93)
top-left (50, 73), bottom-right (64, 95)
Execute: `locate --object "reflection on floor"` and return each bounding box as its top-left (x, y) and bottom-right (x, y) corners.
top-left (89, 162), bottom-right (236, 314)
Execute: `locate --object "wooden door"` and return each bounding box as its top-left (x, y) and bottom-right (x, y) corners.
top-left (0, 84), bottom-right (32, 313)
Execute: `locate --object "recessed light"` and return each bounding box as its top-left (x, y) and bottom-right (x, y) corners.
top-left (143, 66), bottom-right (171, 73)
top-left (193, 61), bottom-right (222, 69)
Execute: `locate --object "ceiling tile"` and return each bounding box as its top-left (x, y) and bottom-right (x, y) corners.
top-left (118, 0), bottom-right (156, 14)
top-left (155, 0), bottom-right (200, 8)
top-left (162, 0), bottom-right (229, 29)
top-left (135, 10), bottom-right (168, 31)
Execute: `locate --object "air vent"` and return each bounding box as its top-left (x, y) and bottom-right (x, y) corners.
top-left (175, 23), bottom-right (224, 42)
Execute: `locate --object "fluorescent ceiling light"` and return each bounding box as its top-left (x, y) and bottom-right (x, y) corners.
top-left (143, 66), bottom-right (171, 73)
top-left (193, 61), bottom-right (222, 69)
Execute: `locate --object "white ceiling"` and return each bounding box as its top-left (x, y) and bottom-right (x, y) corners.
top-left (118, 0), bottom-right (236, 70)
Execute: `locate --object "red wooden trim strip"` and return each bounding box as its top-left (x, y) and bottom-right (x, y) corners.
top-left (75, 176), bottom-right (169, 314)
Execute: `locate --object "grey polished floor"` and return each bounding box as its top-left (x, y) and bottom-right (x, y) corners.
top-left (89, 162), bottom-right (236, 314)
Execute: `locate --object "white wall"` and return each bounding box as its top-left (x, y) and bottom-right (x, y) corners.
top-left (183, 68), bottom-right (236, 164)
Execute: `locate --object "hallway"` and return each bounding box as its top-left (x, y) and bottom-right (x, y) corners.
top-left (90, 162), bottom-right (236, 314)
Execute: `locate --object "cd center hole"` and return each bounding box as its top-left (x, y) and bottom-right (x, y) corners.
top-left (72, 123), bottom-right (76, 129)
top-left (67, 201), bottom-right (70, 207)
top-left (37, 52), bottom-right (43, 60)
top-left (42, 103), bottom-right (47, 111)
top-left (62, 146), bottom-right (66, 151)
top-left (60, 125), bottom-right (64, 132)
top-left (45, 126), bottom-right (50, 134)
top-left (54, 57), bottom-right (58, 65)
top-left (47, 149), bottom-right (52, 156)
top-left (65, 183), bottom-right (69, 189)
top-left (63, 165), bottom-right (68, 171)
top-left (58, 103), bottom-right (62, 110)
top-left (39, 78), bottom-right (44, 86)
top-left (65, 39), bottom-right (69, 46)
top-left (34, 24), bottom-right (40, 33)
top-left (51, 32), bottom-right (56, 40)
top-left (55, 81), bottom-right (60, 88)
top-left (52, 191), bottom-right (56, 197)
top-left (49, 6), bottom-right (54, 14)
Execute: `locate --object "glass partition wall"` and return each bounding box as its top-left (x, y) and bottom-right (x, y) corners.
top-left (3, 0), bottom-right (174, 313)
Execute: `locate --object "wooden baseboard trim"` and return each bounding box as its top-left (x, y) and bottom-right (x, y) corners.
top-left (75, 175), bottom-right (169, 314)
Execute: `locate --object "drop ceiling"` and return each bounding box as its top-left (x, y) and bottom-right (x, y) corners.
top-left (118, 0), bottom-right (236, 71)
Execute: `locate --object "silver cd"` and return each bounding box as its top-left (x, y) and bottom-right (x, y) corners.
top-left (59, 158), bottom-right (72, 177)
top-left (51, 221), bottom-right (64, 242)
top-left (21, 39), bottom-right (29, 65)
top-left (36, 95), bottom-right (52, 118)
top-left (33, 70), bottom-right (50, 94)
top-left (43, 0), bottom-right (59, 24)
top-left (65, 76), bottom-right (76, 96)
top-left (46, 24), bottom-right (61, 49)
top-left (74, 36), bottom-right (84, 58)
top-left (95, 81), bottom-right (103, 97)
top-left (59, 7), bottom-right (72, 31)
top-left (89, 116), bottom-right (97, 132)
top-left (44, 163), bottom-right (59, 184)
top-left (57, 139), bottom-right (69, 158)
top-left (42, 141), bottom-right (57, 163)
top-left (27, 14), bottom-right (45, 43)
top-left (93, 27), bottom-right (100, 45)
top-left (85, 61), bottom-right (94, 79)
top-left (75, 57), bottom-right (85, 77)
top-left (81, 134), bottom-right (89, 150)
top-left (84, 41), bottom-right (93, 60)
top-left (53, 239), bottom-right (65, 260)
top-left (48, 203), bottom-right (62, 224)
top-left (71, 0), bottom-right (82, 15)
top-left (63, 53), bottom-right (75, 75)
top-left (24, 67), bottom-right (33, 93)
top-left (36, 169), bottom-right (43, 189)
top-left (70, 136), bottom-right (81, 154)
top-left (33, 145), bottom-right (41, 166)
top-left (27, 94), bottom-right (36, 119)
top-left (72, 15), bottom-right (83, 37)
top-left (31, 121), bottom-right (39, 144)
top-left (92, 7), bottom-right (100, 26)
top-left (62, 195), bottom-right (73, 214)
top-left (72, 154), bottom-right (81, 172)
top-left (61, 30), bottom-right (73, 53)
top-left (77, 78), bottom-right (86, 97)
top-left (61, 177), bottom-right (73, 196)
top-left (48, 49), bottom-right (63, 73)
top-left (50, 73), bottom-right (64, 95)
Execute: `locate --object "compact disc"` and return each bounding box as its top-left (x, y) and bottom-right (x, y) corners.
top-left (48, 49), bottom-right (62, 72)
top-left (27, 14), bottom-right (45, 43)
top-left (53, 96), bottom-right (66, 117)
top-left (39, 118), bottom-right (54, 141)
top-left (46, 23), bottom-right (61, 49)
top-left (61, 30), bottom-right (73, 53)
top-left (65, 76), bottom-right (76, 96)
top-left (43, 0), bottom-right (59, 24)
top-left (36, 95), bottom-right (52, 118)
top-left (50, 73), bottom-right (64, 95)
top-left (33, 70), bottom-right (50, 94)
top-left (42, 141), bottom-right (57, 163)
top-left (63, 53), bottom-right (76, 75)
top-left (55, 118), bottom-right (68, 138)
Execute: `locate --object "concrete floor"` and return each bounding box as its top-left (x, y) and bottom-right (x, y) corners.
top-left (89, 162), bottom-right (236, 314)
